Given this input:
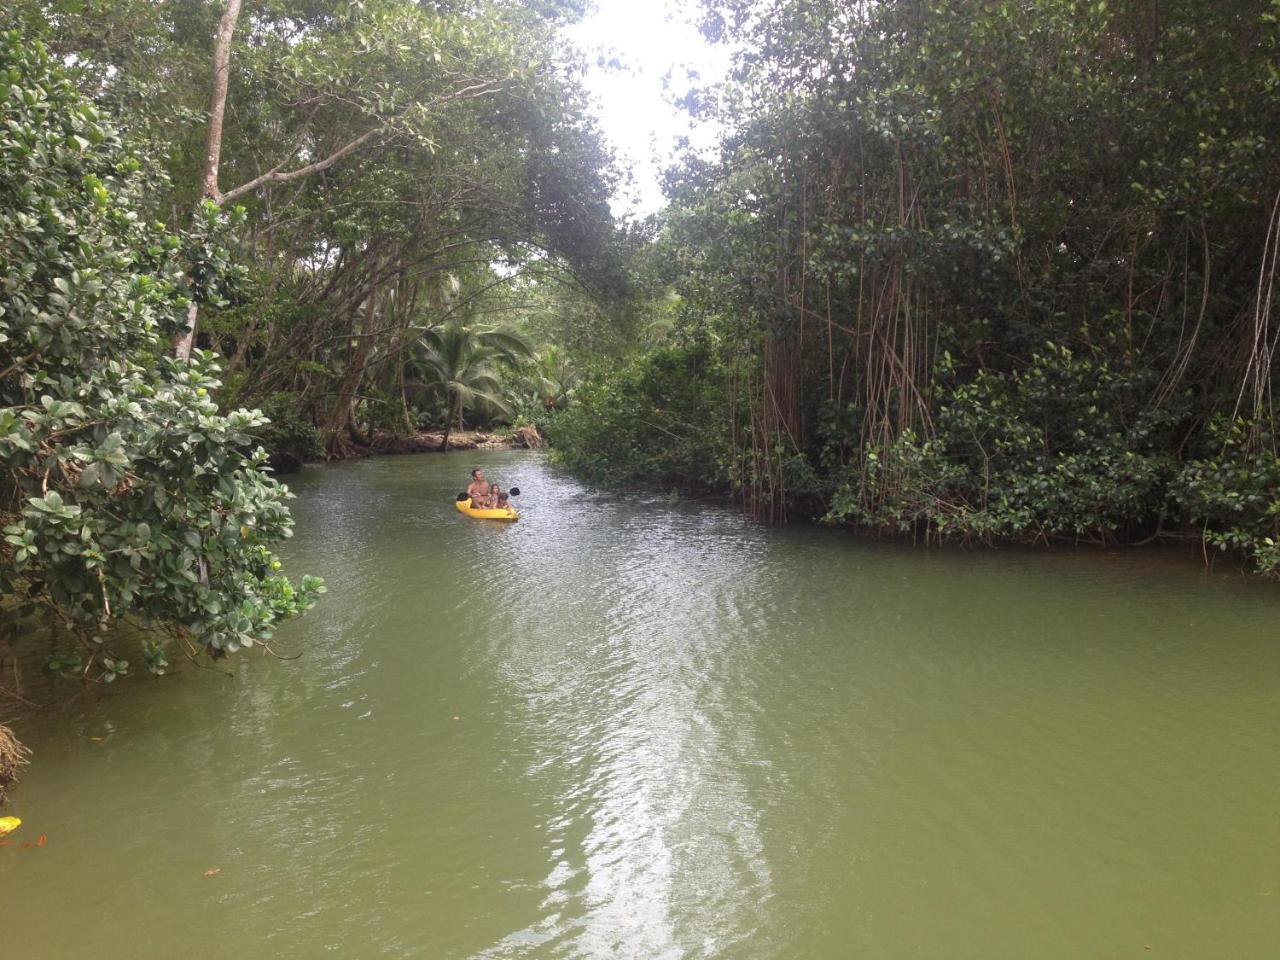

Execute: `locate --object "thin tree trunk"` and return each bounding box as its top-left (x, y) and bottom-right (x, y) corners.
top-left (174, 0), bottom-right (243, 360)
top-left (199, 0), bottom-right (241, 203)
top-left (325, 281), bottom-right (383, 456)
top-left (441, 394), bottom-right (464, 453)
top-left (400, 361), bottom-right (414, 433)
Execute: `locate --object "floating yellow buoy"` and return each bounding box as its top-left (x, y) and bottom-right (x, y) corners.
top-left (0, 816), bottom-right (21, 836)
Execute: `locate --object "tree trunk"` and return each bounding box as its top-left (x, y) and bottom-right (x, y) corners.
top-left (199, 0), bottom-right (241, 202)
top-left (399, 361), bottom-right (414, 434)
top-left (174, 0), bottom-right (243, 360)
top-left (441, 395), bottom-right (460, 452)
top-left (324, 283), bottom-right (382, 457)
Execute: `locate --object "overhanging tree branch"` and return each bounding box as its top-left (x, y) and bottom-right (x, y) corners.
top-left (219, 125), bottom-right (384, 204)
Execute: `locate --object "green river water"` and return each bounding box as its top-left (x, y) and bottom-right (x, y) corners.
top-left (4, 451), bottom-right (1280, 959)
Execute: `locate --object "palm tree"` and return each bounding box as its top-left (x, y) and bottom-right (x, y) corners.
top-left (528, 345), bottom-right (580, 411)
top-left (410, 322), bottom-right (533, 451)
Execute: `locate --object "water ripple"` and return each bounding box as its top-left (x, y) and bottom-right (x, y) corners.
top-left (8, 452), bottom-right (1280, 960)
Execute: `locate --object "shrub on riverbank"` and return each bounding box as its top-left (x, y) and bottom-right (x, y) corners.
top-left (551, 344), bottom-right (731, 492)
top-left (827, 345), bottom-right (1177, 543)
top-left (563, 337), bottom-right (1280, 573)
top-left (0, 34), bottom-right (323, 685)
top-left (1171, 420), bottom-right (1280, 576)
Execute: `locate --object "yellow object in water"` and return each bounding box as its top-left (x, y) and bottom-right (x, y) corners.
top-left (455, 497), bottom-right (519, 522)
top-left (0, 816), bottom-right (20, 836)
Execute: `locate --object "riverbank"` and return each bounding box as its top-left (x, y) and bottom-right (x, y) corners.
top-left (271, 426), bottom-right (545, 474)
top-left (362, 426), bottom-right (544, 457)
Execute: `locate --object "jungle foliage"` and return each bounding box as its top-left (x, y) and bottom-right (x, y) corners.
top-left (552, 343), bottom-right (730, 490)
top-left (0, 33), bottom-right (323, 681)
top-left (0, 0), bottom-right (628, 706)
top-left (6, 0), bottom-right (1280, 712)
top-left (0, 0), bottom-right (628, 460)
top-left (558, 0), bottom-right (1280, 572)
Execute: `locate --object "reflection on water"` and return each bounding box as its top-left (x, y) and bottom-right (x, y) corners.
top-left (4, 451), bottom-right (1280, 960)
top-left (483, 505), bottom-right (774, 959)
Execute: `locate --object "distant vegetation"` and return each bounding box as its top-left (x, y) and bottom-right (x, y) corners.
top-left (555, 0), bottom-right (1280, 576)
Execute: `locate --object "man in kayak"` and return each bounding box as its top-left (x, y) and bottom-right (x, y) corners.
top-left (466, 469), bottom-right (488, 505)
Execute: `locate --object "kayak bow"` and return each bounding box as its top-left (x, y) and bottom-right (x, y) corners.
top-left (455, 497), bottom-right (519, 522)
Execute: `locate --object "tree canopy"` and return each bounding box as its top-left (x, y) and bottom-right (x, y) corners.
top-left (555, 0), bottom-right (1280, 572)
top-left (0, 0), bottom-right (635, 695)
top-left (0, 31), bottom-right (323, 676)
top-left (1, 0), bottom-right (630, 458)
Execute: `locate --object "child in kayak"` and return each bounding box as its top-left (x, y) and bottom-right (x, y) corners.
top-left (463, 471), bottom-right (512, 510)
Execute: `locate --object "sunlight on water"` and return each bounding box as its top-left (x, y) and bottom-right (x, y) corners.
top-left (5, 452), bottom-right (1280, 959)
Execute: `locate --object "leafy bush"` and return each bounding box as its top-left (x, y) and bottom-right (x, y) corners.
top-left (1172, 419), bottom-right (1280, 576)
top-left (0, 33), bottom-right (322, 675)
top-left (828, 345), bottom-right (1174, 543)
top-left (550, 344), bottom-right (730, 491)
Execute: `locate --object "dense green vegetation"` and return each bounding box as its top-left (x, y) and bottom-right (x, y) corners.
top-left (555, 0), bottom-right (1280, 574)
top-left (1, 0), bottom-right (627, 461)
top-left (0, 30), bottom-right (325, 701)
top-left (552, 343), bottom-right (730, 490)
top-left (0, 0), bottom-right (624, 733)
top-left (3, 0), bottom-right (1280, 744)
top-left (0, 32), bottom-right (324, 684)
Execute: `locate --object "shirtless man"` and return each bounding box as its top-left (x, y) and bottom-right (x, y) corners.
top-left (466, 468), bottom-right (487, 505)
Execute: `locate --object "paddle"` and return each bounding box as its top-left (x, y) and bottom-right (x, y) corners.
top-left (457, 487), bottom-right (519, 501)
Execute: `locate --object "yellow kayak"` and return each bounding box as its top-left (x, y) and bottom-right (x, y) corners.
top-left (455, 497), bottom-right (519, 522)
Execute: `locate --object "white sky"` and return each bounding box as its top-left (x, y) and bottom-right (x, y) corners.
top-left (563, 1), bottom-right (730, 218)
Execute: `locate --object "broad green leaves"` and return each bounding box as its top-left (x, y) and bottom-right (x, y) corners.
top-left (0, 33), bottom-right (323, 676)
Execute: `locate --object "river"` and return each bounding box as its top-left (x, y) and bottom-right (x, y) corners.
top-left (4, 451), bottom-right (1280, 959)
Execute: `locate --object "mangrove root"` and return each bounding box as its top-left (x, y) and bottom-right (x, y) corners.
top-left (511, 425), bottom-right (545, 449)
top-left (0, 725), bottom-right (30, 805)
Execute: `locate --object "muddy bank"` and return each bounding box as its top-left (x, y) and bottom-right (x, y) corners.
top-left (270, 427), bottom-right (545, 475)
top-left (367, 427), bottom-right (543, 455)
